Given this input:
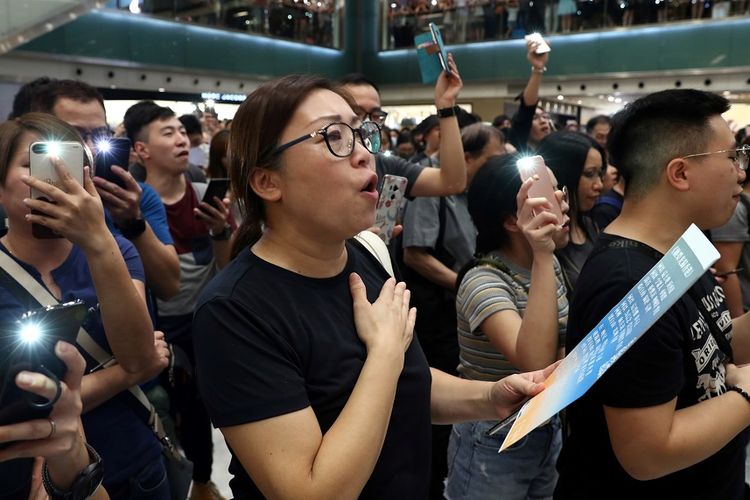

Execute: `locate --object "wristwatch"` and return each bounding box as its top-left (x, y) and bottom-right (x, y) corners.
top-left (42, 443), bottom-right (104, 500)
top-left (115, 217), bottom-right (147, 240)
top-left (210, 224), bottom-right (232, 241)
top-left (437, 105), bottom-right (460, 118)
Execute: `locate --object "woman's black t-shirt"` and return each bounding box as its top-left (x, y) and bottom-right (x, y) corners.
top-left (193, 242), bottom-right (432, 499)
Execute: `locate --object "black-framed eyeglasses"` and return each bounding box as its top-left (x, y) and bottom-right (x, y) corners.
top-left (273, 121), bottom-right (382, 158)
top-left (682, 145), bottom-right (750, 172)
top-left (74, 126), bottom-right (112, 144)
top-left (365, 109), bottom-right (388, 126)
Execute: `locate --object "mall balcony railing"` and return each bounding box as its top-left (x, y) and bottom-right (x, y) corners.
top-left (107, 0), bottom-right (343, 49)
top-left (381, 0), bottom-right (749, 50)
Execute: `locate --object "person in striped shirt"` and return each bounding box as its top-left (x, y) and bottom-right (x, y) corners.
top-left (445, 153), bottom-right (570, 500)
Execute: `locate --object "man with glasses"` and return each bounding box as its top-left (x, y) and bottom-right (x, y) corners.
top-left (29, 79), bottom-right (180, 301)
top-left (705, 138), bottom-right (750, 319)
top-left (338, 54), bottom-right (467, 199)
top-left (555, 89), bottom-right (750, 499)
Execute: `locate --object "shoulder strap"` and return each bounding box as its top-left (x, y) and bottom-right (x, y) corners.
top-left (352, 230), bottom-right (395, 277)
top-left (0, 250), bottom-right (173, 448)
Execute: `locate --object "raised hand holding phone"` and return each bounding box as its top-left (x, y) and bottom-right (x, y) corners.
top-left (517, 156), bottom-right (564, 225)
top-left (23, 158), bottom-right (108, 251)
top-left (29, 142), bottom-right (84, 239)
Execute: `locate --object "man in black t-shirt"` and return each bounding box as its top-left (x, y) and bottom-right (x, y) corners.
top-left (555, 89), bottom-right (750, 499)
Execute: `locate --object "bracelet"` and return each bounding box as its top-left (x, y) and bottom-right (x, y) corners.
top-left (531, 66), bottom-right (547, 74)
top-left (727, 385), bottom-right (750, 406)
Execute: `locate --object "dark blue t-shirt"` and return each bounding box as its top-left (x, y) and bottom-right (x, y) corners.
top-left (193, 241), bottom-right (433, 499)
top-left (0, 236), bottom-right (162, 490)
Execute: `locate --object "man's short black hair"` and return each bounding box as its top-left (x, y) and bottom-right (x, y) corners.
top-left (608, 89), bottom-right (730, 199)
top-left (337, 73), bottom-right (380, 94)
top-left (123, 100), bottom-right (176, 144)
top-left (179, 114), bottom-right (203, 136)
top-left (29, 79), bottom-right (105, 115)
top-left (585, 114), bottom-right (611, 134)
top-left (8, 77), bottom-right (53, 119)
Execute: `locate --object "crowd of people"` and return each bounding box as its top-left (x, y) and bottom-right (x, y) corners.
top-left (387, 0), bottom-right (750, 48)
top-left (2, 31), bottom-right (750, 500)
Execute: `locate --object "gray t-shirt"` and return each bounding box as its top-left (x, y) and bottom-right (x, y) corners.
top-left (711, 194), bottom-right (750, 311)
top-left (401, 192), bottom-right (477, 272)
top-left (456, 253), bottom-right (568, 381)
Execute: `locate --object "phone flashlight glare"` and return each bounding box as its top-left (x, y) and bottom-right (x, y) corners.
top-left (517, 156), bottom-right (539, 175)
top-left (19, 322), bottom-right (42, 344)
top-left (95, 138), bottom-right (112, 154)
top-left (46, 142), bottom-right (61, 158)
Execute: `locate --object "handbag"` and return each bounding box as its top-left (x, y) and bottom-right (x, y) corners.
top-left (0, 250), bottom-right (194, 500)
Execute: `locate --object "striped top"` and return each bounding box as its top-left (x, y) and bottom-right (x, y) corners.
top-left (456, 252), bottom-right (569, 381)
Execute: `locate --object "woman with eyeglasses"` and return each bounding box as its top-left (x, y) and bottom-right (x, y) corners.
top-left (445, 154), bottom-right (570, 500)
top-left (190, 74), bottom-right (557, 499)
top-left (537, 131), bottom-right (606, 297)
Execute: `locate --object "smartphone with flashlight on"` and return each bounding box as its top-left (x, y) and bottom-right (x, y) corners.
top-left (0, 301), bottom-right (87, 430)
top-left (95, 137), bottom-right (132, 190)
top-left (524, 32), bottom-right (551, 54)
top-left (517, 156), bottom-right (564, 225)
top-left (29, 141), bottom-right (85, 239)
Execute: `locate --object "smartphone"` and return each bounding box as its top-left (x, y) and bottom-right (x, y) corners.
top-left (94, 137), bottom-right (132, 190)
top-left (0, 301), bottom-right (87, 430)
top-left (374, 175), bottom-right (408, 245)
top-left (202, 178), bottom-right (230, 209)
top-left (517, 156), bottom-right (564, 225)
top-left (29, 141), bottom-right (85, 239)
top-left (429, 22), bottom-right (451, 74)
top-left (524, 32), bottom-right (551, 54)
top-left (486, 406), bottom-right (523, 437)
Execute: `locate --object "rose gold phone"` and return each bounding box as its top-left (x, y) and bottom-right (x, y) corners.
top-left (517, 156), bottom-right (563, 224)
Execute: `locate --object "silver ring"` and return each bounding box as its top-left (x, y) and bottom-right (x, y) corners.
top-left (46, 417), bottom-right (56, 439)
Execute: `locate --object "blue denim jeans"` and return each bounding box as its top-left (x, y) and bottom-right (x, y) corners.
top-left (444, 415), bottom-right (562, 500)
top-left (107, 456), bottom-right (171, 500)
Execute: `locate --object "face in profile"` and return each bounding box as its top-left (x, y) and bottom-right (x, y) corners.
top-left (577, 148), bottom-right (605, 213)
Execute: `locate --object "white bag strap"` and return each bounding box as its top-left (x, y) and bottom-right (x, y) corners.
top-left (0, 250), bottom-right (169, 443)
top-left (353, 230), bottom-right (395, 277)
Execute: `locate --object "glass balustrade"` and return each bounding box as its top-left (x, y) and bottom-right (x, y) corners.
top-left (381, 0), bottom-right (749, 50)
top-left (108, 0), bottom-right (343, 49)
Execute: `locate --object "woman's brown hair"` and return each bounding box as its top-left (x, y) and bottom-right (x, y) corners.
top-left (0, 112), bottom-right (93, 186)
top-left (229, 74), bottom-right (349, 258)
top-left (207, 129), bottom-right (230, 179)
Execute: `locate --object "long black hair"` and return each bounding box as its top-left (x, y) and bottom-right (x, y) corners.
top-left (537, 131), bottom-right (606, 227)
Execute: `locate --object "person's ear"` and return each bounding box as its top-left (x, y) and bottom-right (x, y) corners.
top-left (503, 214), bottom-right (522, 233)
top-left (665, 157), bottom-right (690, 192)
top-left (133, 141), bottom-right (149, 162)
top-left (249, 168), bottom-right (282, 202)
